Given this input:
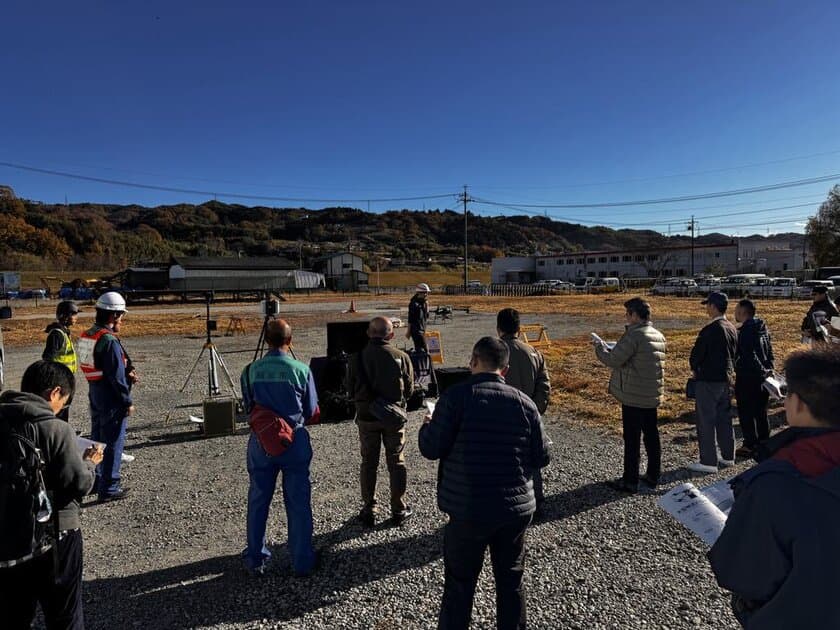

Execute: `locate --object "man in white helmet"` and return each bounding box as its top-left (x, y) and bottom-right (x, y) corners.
top-left (77, 291), bottom-right (137, 502)
top-left (406, 283), bottom-right (431, 352)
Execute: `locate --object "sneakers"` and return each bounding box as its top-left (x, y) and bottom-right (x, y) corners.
top-left (718, 459), bottom-right (736, 468)
top-left (687, 462), bottom-right (718, 474)
top-left (98, 487), bottom-right (130, 503)
top-left (121, 453), bottom-right (135, 463)
top-left (735, 445), bottom-right (755, 458)
top-left (605, 478), bottom-right (638, 494)
top-left (391, 505), bottom-right (414, 526)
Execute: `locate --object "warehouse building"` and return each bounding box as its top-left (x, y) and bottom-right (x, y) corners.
top-left (313, 252), bottom-right (369, 291)
top-left (169, 256), bottom-right (323, 292)
top-left (492, 243), bottom-right (742, 282)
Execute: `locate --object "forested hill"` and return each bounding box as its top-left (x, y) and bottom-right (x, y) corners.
top-left (0, 193), bottom-right (796, 270)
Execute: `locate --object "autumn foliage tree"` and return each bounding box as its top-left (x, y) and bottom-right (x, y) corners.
top-left (806, 185), bottom-right (840, 267)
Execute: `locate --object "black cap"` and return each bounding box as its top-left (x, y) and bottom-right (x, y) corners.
top-left (701, 291), bottom-right (728, 310)
top-left (56, 300), bottom-right (80, 319)
top-left (813, 286), bottom-right (829, 294)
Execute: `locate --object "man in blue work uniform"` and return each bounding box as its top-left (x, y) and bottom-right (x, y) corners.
top-left (77, 291), bottom-right (136, 503)
top-left (241, 318), bottom-right (320, 577)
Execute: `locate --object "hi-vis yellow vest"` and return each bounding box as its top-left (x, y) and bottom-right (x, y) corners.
top-left (53, 329), bottom-right (78, 374)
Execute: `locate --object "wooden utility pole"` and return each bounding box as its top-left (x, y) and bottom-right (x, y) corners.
top-left (461, 185), bottom-right (471, 292)
top-left (687, 215), bottom-right (697, 276)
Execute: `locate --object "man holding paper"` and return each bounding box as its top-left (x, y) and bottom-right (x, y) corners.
top-left (709, 346), bottom-right (840, 629)
top-left (593, 297), bottom-right (666, 493)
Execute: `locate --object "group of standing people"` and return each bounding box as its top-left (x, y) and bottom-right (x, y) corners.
top-left (0, 291), bottom-right (137, 629)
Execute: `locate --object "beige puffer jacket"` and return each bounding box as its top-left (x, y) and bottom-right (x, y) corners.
top-left (595, 322), bottom-right (666, 409)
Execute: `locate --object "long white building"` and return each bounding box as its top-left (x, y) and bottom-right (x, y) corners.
top-left (491, 240), bottom-right (808, 283)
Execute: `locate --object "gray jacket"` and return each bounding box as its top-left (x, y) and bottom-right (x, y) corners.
top-left (595, 321), bottom-right (666, 409)
top-left (501, 335), bottom-right (550, 414)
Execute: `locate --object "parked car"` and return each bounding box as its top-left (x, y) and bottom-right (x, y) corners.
top-left (573, 277), bottom-right (597, 292)
top-left (796, 279), bottom-right (835, 299)
top-left (652, 277), bottom-right (698, 296)
top-left (765, 277), bottom-right (797, 298)
top-left (720, 274), bottom-right (769, 297)
top-left (694, 277), bottom-right (721, 295)
top-left (590, 277), bottom-right (622, 294)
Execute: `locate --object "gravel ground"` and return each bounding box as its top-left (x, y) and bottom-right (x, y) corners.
top-left (4, 306), bottom-right (746, 629)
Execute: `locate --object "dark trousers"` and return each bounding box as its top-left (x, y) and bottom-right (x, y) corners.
top-left (0, 530), bottom-right (84, 630)
top-left (411, 331), bottom-right (428, 352)
top-left (735, 374), bottom-right (770, 448)
top-left (621, 405), bottom-right (661, 485)
top-left (439, 515), bottom-right (531, 630)
top-left (357, 418), bottom-right (407, 514)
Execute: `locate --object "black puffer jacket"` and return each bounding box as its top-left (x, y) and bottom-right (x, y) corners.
top-left (418, 373), bottom-right (551, 523)
top-left (0, 391), bottom-right (95, 530)
top-left (735, 317), bottom-right (775, 377)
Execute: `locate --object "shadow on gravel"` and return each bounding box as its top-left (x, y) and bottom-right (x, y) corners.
top-left (82, 523), bottom-right (445, 628)
top-left (540, 482), bottom-right (624, 523)
top-left (123, 427), bottom-right (250, 451)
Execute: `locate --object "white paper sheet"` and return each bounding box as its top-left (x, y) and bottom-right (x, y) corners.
top-left (424, 401), bottom-right (436, 415)
top-left (189, 415), bottom-right (204, 424)
top-left (657, 482), bottom-right (728, 546)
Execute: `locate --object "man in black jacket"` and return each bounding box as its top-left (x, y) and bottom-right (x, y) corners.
top-left (709, 346), bottom-right (840, 629)
top-left (800, 285), bottom-right (839, 343)
top-left (688, 292), bottom-right (738, 474)
top-left (419, 336), bottom-right (550, 630)
top-left (734, 299), bottom-right (774, 457)
top-left (0, 360), bottom-right (102, 629)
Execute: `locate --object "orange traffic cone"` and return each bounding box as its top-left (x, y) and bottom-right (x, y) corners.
top-left (347, 299), bottom-right (356, 313)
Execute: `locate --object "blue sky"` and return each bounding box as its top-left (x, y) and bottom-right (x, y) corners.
top-left (2, 1), bottom-right (839, 236)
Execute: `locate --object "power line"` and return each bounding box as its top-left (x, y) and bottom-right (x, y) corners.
top-left (471, 172), bottom-right (840, 209)
top-left (698, 216), bottom-right (810, 231)
top-left (0, 161), bottom-right (457, 204)
top-left (471, 148), bottom-right (840, 191)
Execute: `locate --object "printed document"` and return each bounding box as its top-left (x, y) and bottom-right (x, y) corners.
top-left (657, 479), bottom-right (735, 546)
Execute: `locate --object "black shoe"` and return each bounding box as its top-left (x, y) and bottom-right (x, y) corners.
top-left (98, 488), bottom-right (130, 503)
top-left (640, 474), bottom-right (659, 489)
top-left (605, 478), bottom-right (638, 494)
top-left (391, 506), bottom-right (414, 526)
top-left (294, 550), bottom-right (321, 578)
top-left (358, 508), bottom-right (375, 528)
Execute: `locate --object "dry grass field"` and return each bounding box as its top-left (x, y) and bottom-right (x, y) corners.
top-left (2, 292), bottom-right (811, 433)
top-left (446, 294), bottom-right (808, 432)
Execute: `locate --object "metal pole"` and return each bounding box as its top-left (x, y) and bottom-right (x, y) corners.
top-left (689, 215), bottom-right (696, 276)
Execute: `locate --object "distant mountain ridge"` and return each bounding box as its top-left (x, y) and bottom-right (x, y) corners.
top-left (0, 191), bottom-right (805, 270)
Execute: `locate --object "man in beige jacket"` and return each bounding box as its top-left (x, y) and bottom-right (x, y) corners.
top-left (593, 297), bottom-right (666, 493)
top-left (497, 307), bottom-right (551, 515)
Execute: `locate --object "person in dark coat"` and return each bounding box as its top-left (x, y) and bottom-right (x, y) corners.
top-left (709, 345), bottom-right (840, 629)
top-left (688, 292), bottom-right (738, 474)
top-left (419, 336), bottom-right (550, 630)
top-left (43, 300), bottom-right (80, 422)
top-left (734, 299), bottom-right (774, 457)
top-left (0, 360), bottom-right (102, 629)
top-left (406, 283), bottom-right (431, 352)
top-left (800, 285), bottom-right (839, 343)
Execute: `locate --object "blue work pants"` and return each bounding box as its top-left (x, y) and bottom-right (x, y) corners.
top-left (245, 428), bottom-right (316, 575)
top-left (91, 409), bottom-right (127, 498)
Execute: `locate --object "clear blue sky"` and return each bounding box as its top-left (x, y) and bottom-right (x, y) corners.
top-left (2, 1), bottom-right (839, 236)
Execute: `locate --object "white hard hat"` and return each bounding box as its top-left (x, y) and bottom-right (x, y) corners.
top-left (416, 283), bottom-right (431, 293)
top-left (96, 291), bottom-right (127, 312)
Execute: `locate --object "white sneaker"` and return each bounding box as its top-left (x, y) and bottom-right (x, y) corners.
top-left (718, 459), bottom-right (735, 468)
top-left (688, 462), bottom-right (718, 474)
top-left (121, 453), bottom-right (135, 463)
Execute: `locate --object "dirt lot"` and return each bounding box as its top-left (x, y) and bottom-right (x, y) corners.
top-left (1, 294), bottom-right (809, 629)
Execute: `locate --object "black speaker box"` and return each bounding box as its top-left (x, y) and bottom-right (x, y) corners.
top-left (326, 321), bottom-right (370, 358)
top-left (202, 397), bottom-right (236, 436)
top-left (434, 367), bottom-right (472, 394)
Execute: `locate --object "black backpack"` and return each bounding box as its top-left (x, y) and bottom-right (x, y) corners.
top-left (0, 414), bottom-right (56, 567)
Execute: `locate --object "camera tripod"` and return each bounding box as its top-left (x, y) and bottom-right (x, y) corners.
top-left (164, 295), bottom-right (240, 424)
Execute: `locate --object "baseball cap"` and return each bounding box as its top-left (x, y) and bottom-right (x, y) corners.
top-left (701, 291), bottom-right (728, 310)
top-left (812, 286), bottom-right (829, 294)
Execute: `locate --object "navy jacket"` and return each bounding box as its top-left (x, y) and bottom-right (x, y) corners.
top-left (418, 373), bottom-right (550, 523)
top-left (689, 317), bottom-right (738, 382)
top-left (709, 427), bottom-right (840, 629)
top-left (735, 317), bottom-right (774, 378)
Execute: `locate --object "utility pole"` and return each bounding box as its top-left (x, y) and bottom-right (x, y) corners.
top-left (461, 185), bottom-right (471, 292)
top-left (687, 215), bottom-right (696, 276)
